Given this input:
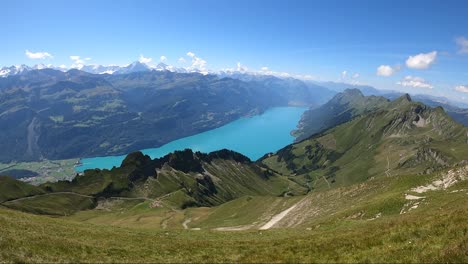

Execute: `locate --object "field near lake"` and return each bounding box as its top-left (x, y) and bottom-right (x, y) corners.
top-left (0, 159), bottom-right (78, 185)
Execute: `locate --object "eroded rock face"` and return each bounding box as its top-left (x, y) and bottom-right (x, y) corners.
top-left (412, 165), bottom-right (468, 194)
top-left (399, 147), bottom-right (451, 173)
top-left (400, 165), bottom-right (468, 215)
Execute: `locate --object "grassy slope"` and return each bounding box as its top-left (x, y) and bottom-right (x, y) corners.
top-left (0, 151), bottom-right (306, 215)
top-left (190, 195), bottom-right (302, 229)
top-left (0, 166), bottom-right (467, 263)
top-left (0, 176), bottom-right (44, 203)
top-left (2, 193), bottom-right (95, 216)
top-left (293, 89), bottom-right (389, 141)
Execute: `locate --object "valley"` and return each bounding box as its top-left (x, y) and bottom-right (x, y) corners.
top-left (0, 90), bottom-right (466, 262)
top-left (1, 106), bottom-right (307, 184)
top-left (0, 69), bottom-right (332, 163)
top-left (77, 106), bottom-right (307, 171)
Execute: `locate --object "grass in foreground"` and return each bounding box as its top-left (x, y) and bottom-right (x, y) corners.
top-left (0, 197), bottom-right (466, 263)
top-left (1, 166), bottom-right (466, 263)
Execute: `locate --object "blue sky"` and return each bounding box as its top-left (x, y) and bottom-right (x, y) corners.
top-left (2, 0), bottom-right (468, 102)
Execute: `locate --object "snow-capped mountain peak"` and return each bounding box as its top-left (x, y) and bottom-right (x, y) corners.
top-left (0, 64), bottom-right (32, 77)
top-left (1, 60), bottom-right (205, 78)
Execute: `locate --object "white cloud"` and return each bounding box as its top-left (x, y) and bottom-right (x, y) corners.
top-left (236, 62), bottom-right (248, 72)
top-left (397, 76), bottom-right (433, 89)
top-left (220, 63), bottom-right (317, 80)
top-left (160, 56), bottom-right (167, 62)
top-left (341, 70), bottom-right (347, 79)
top-left (302, 75), bottom-right (316, 80)
top-left (25, 50), bottom-right (52, 59)
top-left (405, 51), bottom-right (437, 69)
top-left (376, 65), bottom-right (400, 76)
top-left (455, 37), bottom-right (468, 54)
top-left (84, 57), bottom-right (92, 61)
top-left (139, 54), bottom-right (152, 64)
top-left (275, 72), bottom-right (314, 80)
top-left (191, 57), bottom-right (207, 72)
top-left (178, 57), bottom-right (186, 63)
top-left (454, 85), bottom-right (468, 93)
top-left (339, 70), bottom-right (362, 84)
top-left (69, 55), bottom-right (85, 68)
top-left (185, 52), bottom-right (208, 73)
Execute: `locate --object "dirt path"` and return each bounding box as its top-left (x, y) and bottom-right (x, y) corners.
top-left (182, 218), bottom-right (191, 229)
top-left (214, 225), bottom-right (254, 231)
top-left (259, 203), bottom-right (299, 230)
top-left (2, 193), bottom-right (156, 204)
top-left (385, 155), bottom-right (391, 177)
top-left (108, 196), bottom-right (154, 202)
top-left (1, 192), bottom-right (94, 205)
top-left (322, 176), bottom-right (331, 188)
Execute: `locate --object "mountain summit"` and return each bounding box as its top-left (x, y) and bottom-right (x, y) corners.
top-left (265, 92), bottom-right (467, 190)
top-left (293, 89), bottom-right (390, 141)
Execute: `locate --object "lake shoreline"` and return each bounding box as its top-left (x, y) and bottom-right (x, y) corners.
top-left (75, 106), bottom-right (307, 172)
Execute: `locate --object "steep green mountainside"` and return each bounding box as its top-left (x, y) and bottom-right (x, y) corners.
top-left (304, 81), bottom-right (468, 128)
top-left (263, 94), bottom-right (468, 191)
top-left (0, 69), bottom-right (332, 162)
top-left (0, 149), bottom-right (305, 215)
top-left (293, 89), bottom-right (390, 141)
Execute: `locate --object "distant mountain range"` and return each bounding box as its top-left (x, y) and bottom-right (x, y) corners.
top-left (0, 61), bottom-right (183, 77)
top-left (0, 63), bottom-right (466, 163)
top-left (2, 62), bottom-right (466, 108)
top-left (0, 68), bottom-right (333, 163)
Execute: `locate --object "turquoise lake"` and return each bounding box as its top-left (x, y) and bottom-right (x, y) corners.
top-left (75, 106), bottom-right (307, 172)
